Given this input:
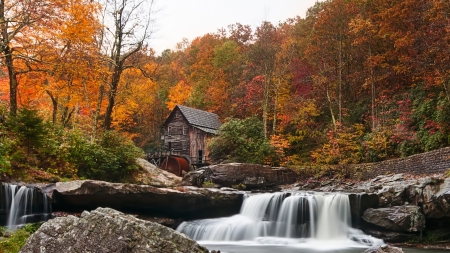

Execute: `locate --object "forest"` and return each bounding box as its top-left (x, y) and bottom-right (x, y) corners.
top-left (0, 0), bottom-right (449, 180)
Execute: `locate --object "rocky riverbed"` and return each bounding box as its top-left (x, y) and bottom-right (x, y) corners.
top-left (4, 160), bottom-right (450, 249)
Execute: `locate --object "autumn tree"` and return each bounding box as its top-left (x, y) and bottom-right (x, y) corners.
top-left (184, 33), bottom-right (223, 110)
top-left (248, 21), bottom-right (280, 138)
top-left (0, 0), bottom-right (63, 116)
top-left (99, 0), bottom-right (155, 130)
top-left (43, 0), bottom-right (102, 128)
top-left (307, 0), bottom-right (357, 129)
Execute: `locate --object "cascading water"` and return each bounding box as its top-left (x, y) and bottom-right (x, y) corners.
top-left (177, 192), bottom-right (383, 251)
top-left (0, 183), bottom-right (52, 230)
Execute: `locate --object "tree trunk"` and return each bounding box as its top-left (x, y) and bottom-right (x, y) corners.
top-left (327, 86), bottom-right (337, 131)
top-left (62, 107), bottom-right (75, 127)
top-left (46, 90), bottom-right (58, 124)
top-left (272, 79), bottom-right (280, 133)
top-left (7, 61), bottom-right (18, 116)
top-left (0, 0), bottom-right (17, 116)
top-left (103, 68), bottom-right (121, 130)
top-left (92, 84), bottom-right (104, 140)
top-left (262, 78), bottom-right (270, 139)
top-left (338, 33), bottom-right (342, 124)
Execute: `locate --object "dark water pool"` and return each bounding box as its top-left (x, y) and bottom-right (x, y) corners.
top-left (201, 242), bottom-right (449, 253)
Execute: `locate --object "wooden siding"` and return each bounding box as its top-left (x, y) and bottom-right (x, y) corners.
top-left (189, 127), bottom-right (213, 164)
top-left (163, 109), bottom-right (190, 158)
top-left (163, 106), bottom-right (216, 164)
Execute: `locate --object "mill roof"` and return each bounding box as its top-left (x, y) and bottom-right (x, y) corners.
top-left (165, 105), bottom-right (221, 134)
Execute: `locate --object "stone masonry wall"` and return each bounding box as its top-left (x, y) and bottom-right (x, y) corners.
top-left (349, 147), bottom-right (450, 180)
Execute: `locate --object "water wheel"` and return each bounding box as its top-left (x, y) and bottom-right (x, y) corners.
top-left (160, 155), bottom-right (190, 176)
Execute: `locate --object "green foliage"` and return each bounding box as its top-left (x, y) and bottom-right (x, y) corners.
top-left (201, 181), bottom-right (216, 188)
top-left (0, 127), bottom-right (12, 175)
top-left (8, 109), bottom-right (47, 156)
top-left (209, 116), bottom-right (273, 164)
top-left (0, 107), bottom-right (143, 182)
top-left (70, 130), bottom-right (143, 182)
top-left (0, 223), bottom-right (42, 253)
top-left (231, 183), bottom-right (246, 190)
top-left (411, 87), bottom-right (450, 152)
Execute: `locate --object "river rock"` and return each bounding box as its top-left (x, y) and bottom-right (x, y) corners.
top-left (203, 163), bottom-right (298, 189)
top-left (421, 177), bottom-right (450, 219)
top-left (363, 229), bottom-right (420, 243)
top-left (182, 170), bottom-right (205, 187)
top-left (52, 180), bottom-right (244, 220)
top-left (19, 207), bottom-right (208, 253)
top-left (363, 245), bottom-right (404, 253)
top-left (134, 158), bottom-right (182, 187)
top-left (362, 205), bottom-right (425, 232)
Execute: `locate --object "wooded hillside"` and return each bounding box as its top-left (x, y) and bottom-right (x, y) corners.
top-left (1, 0), bottom-right (449, 168)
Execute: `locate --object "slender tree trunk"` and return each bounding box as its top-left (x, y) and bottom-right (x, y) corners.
top-left (62, 107), bottom-right (75, 127)
top-left (92, 84), bottom-right (104, 140)
top-left (0, 0), bottom-right (17, 116)
top-left (338, 33), bottom-right (343, 124)
top-left (45, 90), bottom-right (58, 124)
top-left (262, 78), bottom-right (270, 139)
top-left (103, 5), bottom-right (123, 130)
top-left (370, 46), bottom-right (376, 130)
top-left (272, 79), bottom-right (280, 133)
top-left (327, 86), bottom-right (337, 131)
top-left (8, 66), bottom-right (18, 116)
top-left (103, 68), bottom-right (121, 130)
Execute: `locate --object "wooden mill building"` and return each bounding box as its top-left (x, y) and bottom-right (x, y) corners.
top-left (162, 105), bottom-right (221, 166)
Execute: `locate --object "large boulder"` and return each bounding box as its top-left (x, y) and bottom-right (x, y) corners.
top-left (19, 207), bottom-right (208, 253)
top-left (362, 205), bottom-right (425, 233)
top-left (422, 177), bottom-right (450, 219)
top-left (363, 245), bottom-right (404, 253)
top-left (52, 180), bottom-right (244, 220)
top-left (199, 163), bottom-right (298, 189)
top-left (134, 158), bottom-right (182, 187)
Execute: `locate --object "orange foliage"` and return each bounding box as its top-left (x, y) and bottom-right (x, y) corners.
top-left (166, 81), bottom-right (192, 111)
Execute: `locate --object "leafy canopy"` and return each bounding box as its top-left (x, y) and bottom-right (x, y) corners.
top-left (209, 116), bottom-right (273, 164)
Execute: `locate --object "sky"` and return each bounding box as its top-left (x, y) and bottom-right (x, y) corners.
top-left (150, 0), bottom-right (321, 55)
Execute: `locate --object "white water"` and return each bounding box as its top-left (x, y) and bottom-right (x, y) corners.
top-left (177, 192), bottom-right (383, 251)
top-left (2, 184), bottom-right (51, 230)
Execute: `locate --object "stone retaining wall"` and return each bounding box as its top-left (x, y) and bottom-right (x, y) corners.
top-left (349, 147), bottom-right (450, 180)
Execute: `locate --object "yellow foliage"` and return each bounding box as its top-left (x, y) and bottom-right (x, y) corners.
top-left (311, 123), bottom-right (364, 165)
top-left (166, 81), bottom-right (192, 110)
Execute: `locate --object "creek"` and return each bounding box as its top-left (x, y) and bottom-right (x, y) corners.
top-left (1, 183), bottom-right (449, 252)
top-left (177, 192), bottom-right (448, 253)
top-left (0, 183), bottom-right (52, 230)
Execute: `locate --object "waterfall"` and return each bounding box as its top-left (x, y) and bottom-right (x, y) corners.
top-left (1, 183), bottom-right (52, 230)
top-left (177, 192), bottom-right (383, 247)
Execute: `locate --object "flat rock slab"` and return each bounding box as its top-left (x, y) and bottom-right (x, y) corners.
top-left (52, 180), bottom-right (244, 220)
top-left (19, 207), bottom-right (209, 253)
top-left (207, 163), bottom-right (298, 189)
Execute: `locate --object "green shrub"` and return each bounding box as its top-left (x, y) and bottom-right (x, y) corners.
top-left (70, 130), bottom-right (143, 182)
top-left (7, 109), bottom-right (47, 156)
top-left (0, 223), bottom-right (42, 253)
top-left (0, 126), bottom-right (12, 175)
top-left (209, 116), bottom-right (273, 164)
